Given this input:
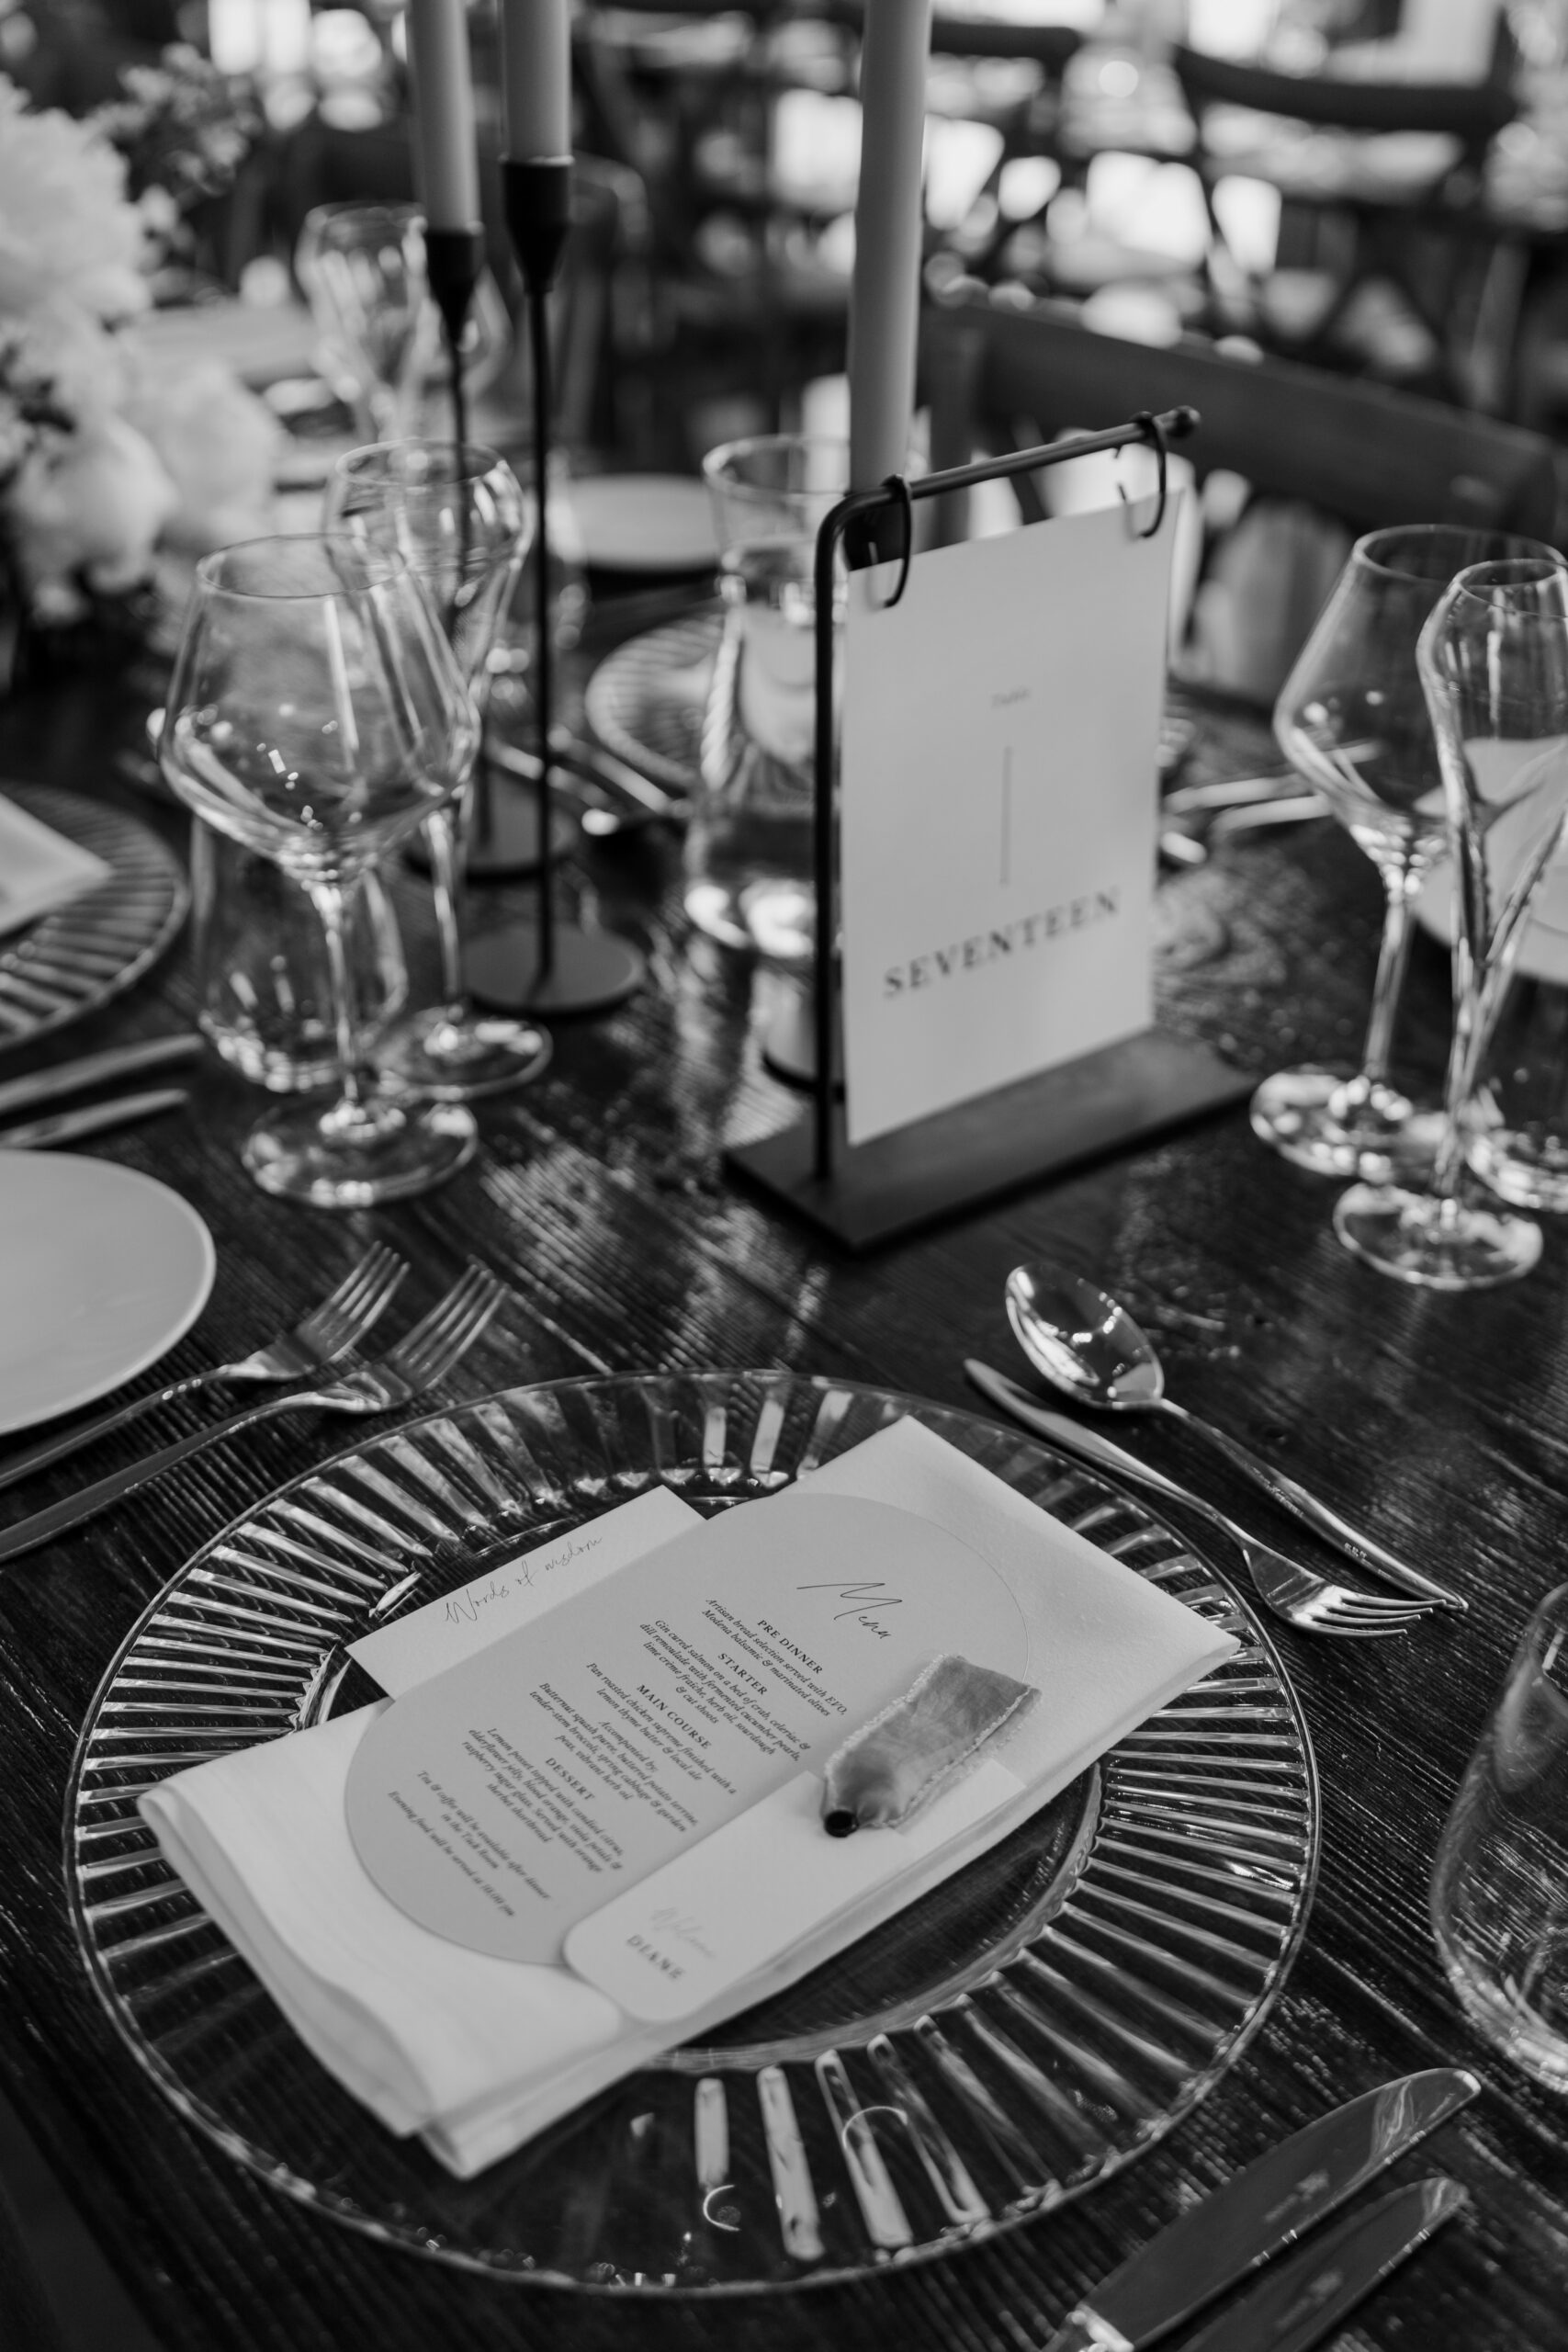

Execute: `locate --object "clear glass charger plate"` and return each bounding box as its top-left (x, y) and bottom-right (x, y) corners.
top-left (68, 1373), bottom-right (1319, 2293)
top-left (0, 783), bottom-right (188, 1050)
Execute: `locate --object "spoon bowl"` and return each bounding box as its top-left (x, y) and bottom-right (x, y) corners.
top-left (1003, 1262), bottom-right (1463, 1611)
top-left (1005, 1268), bottom-right (1165, 1411)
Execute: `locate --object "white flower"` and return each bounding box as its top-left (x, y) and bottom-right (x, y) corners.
top-left (125, 356), bottom-right (280, 553)
top-left (0, 78), bottom-right (149, 325)
top-left (7, 413), bottom-right (175, 616)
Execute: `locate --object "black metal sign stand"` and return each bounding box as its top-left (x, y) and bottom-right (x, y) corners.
top-left (726, 404), bottom-right (1252, 1251)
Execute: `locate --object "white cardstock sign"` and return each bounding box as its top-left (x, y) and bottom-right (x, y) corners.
top-left (343, 1490), bottom-right (1028, 1965)
top-left (839, 492), bottom-right (1179, 1146)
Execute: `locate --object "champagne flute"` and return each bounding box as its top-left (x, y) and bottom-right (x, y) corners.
top-left (1252, 527), bottom-right (1561, 1180)
top-left (162, 535), bottom-right (479, 1207)
top-left (1336, 553), bottom-right (1568, 1287)
top-left (326, 440), bottom-right (549, 1097)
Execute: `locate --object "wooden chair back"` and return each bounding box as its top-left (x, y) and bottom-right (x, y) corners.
top-left (922, 289), bottom-right (1562, 546)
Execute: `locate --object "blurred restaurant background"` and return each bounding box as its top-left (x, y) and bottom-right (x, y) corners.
top-left (6, 0), bottom-right (1568, 708)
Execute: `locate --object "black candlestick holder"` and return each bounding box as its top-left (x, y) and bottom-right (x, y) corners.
top-left (465, 157), bottom-right (645, 1019)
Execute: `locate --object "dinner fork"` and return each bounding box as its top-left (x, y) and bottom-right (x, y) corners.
top-left (0, 1261), bottom-right (509, 1566)
top-left (964, 1362), bottom-right (1440, 1637)
top-left (0, 1243), bottom-right (409, 1498)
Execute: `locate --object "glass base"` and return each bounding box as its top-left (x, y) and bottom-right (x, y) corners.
top-left (1466, 1125), bottom-right (1568, 1216)
top-left (378, 1007), bottom-right (551, 1101)
top-left (243, 1094), bottom-right (478, 1208)
top-left (1436, 1935), bottom-right (1568, 2094)
top-left (1334, 1179), bottom-right (1542, 1289)
top-left (1251, 1065), bottom-right (1444, 1181)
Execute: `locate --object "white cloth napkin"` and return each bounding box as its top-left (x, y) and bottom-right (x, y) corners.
top-left (141, 1417), bottom-right (1236, 2176)
top-left (0, 797), bottom-right (110, 940)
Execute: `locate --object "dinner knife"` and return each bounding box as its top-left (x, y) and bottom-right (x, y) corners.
top-left (0, 1088), bottom-right (189, 1151)
top-left (1040, 2067), bottom-right (1477, 2352)
top-left (1176, 2177), bottom-right (1468, 2352)
top-left (0, 1033), bottom-right (202, 1122)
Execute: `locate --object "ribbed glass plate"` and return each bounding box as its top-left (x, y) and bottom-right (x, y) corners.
top-left (0, 784), bottom-right (188, 1049)
top-left (68, 1374), bottom-right (1318, 2292)
top-left (582, 610), bottom-right (718, 793)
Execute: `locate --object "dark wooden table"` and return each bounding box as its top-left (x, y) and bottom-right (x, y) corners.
top-left (1, 599), bottom-right (1566, 2352)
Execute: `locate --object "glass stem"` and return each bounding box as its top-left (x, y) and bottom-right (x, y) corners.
top-left (426, 805), bottom-right (466, 1008)
top-left (1360, 860), bottom-right (1423, 1089)
top-left (307, 874), bottom-right (398, 1146)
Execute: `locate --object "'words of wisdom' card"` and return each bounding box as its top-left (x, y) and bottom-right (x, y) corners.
top-left (840, 493), bottom-right (1178, 1145)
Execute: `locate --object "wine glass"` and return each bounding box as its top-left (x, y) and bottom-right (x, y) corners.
top-left (1336, 553), bottom-right (1568, 1288)
top-left (296, 203), bottom-right (427, 445)
top-left (1251, 526), bottom-right (1562, 1180)
top-left (162, 535), bottom-right (479, 1207)
top-left (325, 440), bottom-right (549, 1097)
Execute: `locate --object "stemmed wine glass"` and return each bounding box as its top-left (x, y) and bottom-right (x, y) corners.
top-left (1252, 527), bottom-right (1561, 1180)
top-left (1336, 553), bottom-right (1568, 1287)
top-left (325, 440), bottom-right (549, 1097)
top-left (296, 203), bottom-right (427, 445)
top-left (162, 536), bottom-right (479, 1206)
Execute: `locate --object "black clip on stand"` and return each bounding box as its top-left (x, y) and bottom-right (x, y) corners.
top-left (464, 159), bottom-right (645, 1017)
top-left (726, 404), bottom-right (1253, 1252)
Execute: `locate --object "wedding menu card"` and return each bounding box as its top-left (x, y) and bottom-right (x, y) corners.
top-left (344, 1490), bottom-right (1029, 1963)
top-left (839, 493), bottom-right (1179, 1146)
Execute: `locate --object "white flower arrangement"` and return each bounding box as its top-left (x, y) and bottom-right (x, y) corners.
top-left (0, 60), bottom-right (274, 643)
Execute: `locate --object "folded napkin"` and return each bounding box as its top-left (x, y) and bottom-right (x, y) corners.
top-left (0, 797), bottom-right (111, 940)
top-left (141, 1417), bottom-right (1236, 2176)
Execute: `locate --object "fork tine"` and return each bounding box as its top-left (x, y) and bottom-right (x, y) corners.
top-left (298, 1242), bottom-right (406, 1351)
top-left (383, 1263), bottom-right (506, 1390)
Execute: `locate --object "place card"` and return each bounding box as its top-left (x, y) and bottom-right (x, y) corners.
top-left (0, 796), bottom-right (111, 940)
top-left (839, 492), bottom-right (1179, 1145)
top-left (349, 1487), bottom-right (699, 1696)
top-left (565, 1757), bottom-right (1021, 2024)
top-left (344, 1489), bottom-right (1029, 1965)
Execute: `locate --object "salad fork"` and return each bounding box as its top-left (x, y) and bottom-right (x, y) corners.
top-left (0, 1243), bottom-right (409, 1497)
top-left (964, 1361), bottom-right (1440, 1637)
top-left (0, 1261), bottom-right (508, 1566)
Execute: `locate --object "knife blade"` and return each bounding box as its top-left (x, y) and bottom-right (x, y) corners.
top-left (1178, 2177), bottom-right (1468, 2352)
top-left (0, 1087), bottom-right (189, 1151)
top-left (0, 1033), bottom-right (202, 1122)
top-left (1040, 2069), bottom-right (1478, 2352)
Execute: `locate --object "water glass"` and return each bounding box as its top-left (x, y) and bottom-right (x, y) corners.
top-left (191, 822), bottom-right (407, 1092)
top-left (684, 434), bottom-right (848, 956)
top-left (1430, 1584), bottom-right (1568, 2093)
top-left (1465, 866), bottom-right (1568, 1213)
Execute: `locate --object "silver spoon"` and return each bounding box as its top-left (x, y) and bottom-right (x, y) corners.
top-left (1004, 1266), bottom-right (1465, 1611)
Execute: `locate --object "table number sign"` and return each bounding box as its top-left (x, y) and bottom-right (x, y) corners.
top-left (840, 492), bottom-right (1176, 1146)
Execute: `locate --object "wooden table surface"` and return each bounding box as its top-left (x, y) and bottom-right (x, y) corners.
top-left (1, 598), bottom-right (1566, 2352)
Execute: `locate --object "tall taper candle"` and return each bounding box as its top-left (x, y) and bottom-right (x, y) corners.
top-left (406, 0), bottom-right (481, 231)
top-left (500, 0), bottom-right (571, 160)
top-left (848, 0), bottom-right (932, 490)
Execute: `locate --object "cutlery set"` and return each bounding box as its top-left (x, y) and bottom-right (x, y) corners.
top-left (0, 1249), bottom-right (506, 1564)
top-left (0, 1033), bottom-right (202, 1150)
top-left (971, 1263), bottom-right (1461, 1638)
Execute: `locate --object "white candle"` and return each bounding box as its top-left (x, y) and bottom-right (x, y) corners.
top-left (848, 0), bottom-right (932, 491)
top-left (500, 0), bottom-right (572, 162)
top-left (406, 0), bottom-right (481, 231)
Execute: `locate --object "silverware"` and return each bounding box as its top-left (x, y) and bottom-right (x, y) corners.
top-left (0, 1261), bottom-right (507, 1564)
top-left (0, 1242), bottom-right (409, 1497)
top-left (1209, 792), bottom-right (1328, 837)
top-left (0, 1034), bottom-right (202, 1122)
top-left (1005, 1266), bottom-right (1464, 1611)
top-left (1041, 2067), bottom-right (1476, 2352)
top-left (484, 726), bottom-right (689, 835)
top-left (964, 1361), bottom-right (1441, 1634)
top-left (1162, 771), bottom-right (1298, 817)
top-left (1177, 2178), bottom-right (1467, 2352)
top-left (0, 1088), bottom-right (190, 1150)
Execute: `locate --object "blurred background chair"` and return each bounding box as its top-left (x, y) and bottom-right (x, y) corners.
top-left (923, 279), bottom-right (1562, 700)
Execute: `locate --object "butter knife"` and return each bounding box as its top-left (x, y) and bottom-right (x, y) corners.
top-left (0, 1088), bottom-right (189, 1151)
top-left (1041, 2068), bottom-right (1477, 2352)
top-left (0, 1034), bottom-right (201, 1122)
top-left (1178, 2177), bottom-right (1467, 2352)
